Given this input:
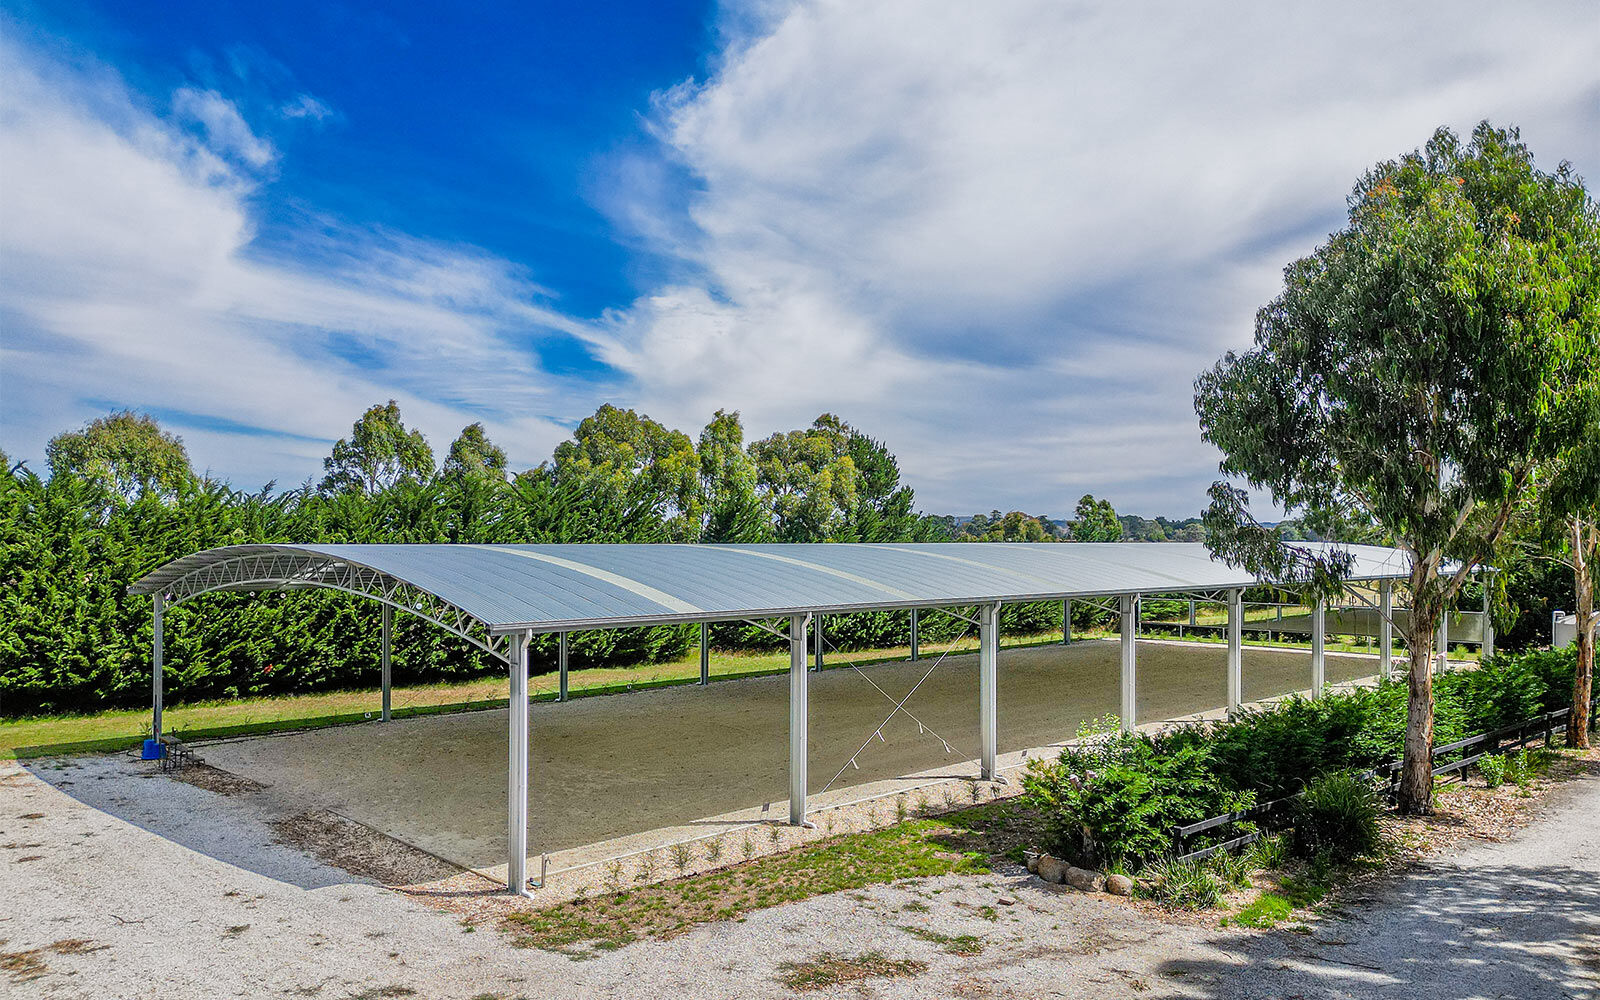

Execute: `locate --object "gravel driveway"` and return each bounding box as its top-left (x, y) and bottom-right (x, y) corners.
top-left (3, 750), bottom-right (1595, 999)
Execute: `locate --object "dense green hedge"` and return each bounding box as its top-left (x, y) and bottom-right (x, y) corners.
top-left (0, 463), bottom-right (1087, 716)
top-left (1024, 646), bottom-right (1579, 870)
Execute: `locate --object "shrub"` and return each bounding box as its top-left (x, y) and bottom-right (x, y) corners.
top-left (1290, 770), bottom-right (1382, 862)
top-left (1477, 754), bottom-right (1507, 789)
top-left (1139, 856), bottom-right (1223, 910)
top-left (1205, 692), bottom-right (1378, 798)
top-left (1022, 719), bottom-right (1252, 871)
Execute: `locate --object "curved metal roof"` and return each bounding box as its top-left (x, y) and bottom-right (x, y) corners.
top-left (130, 541), bottom-right (1415, 634)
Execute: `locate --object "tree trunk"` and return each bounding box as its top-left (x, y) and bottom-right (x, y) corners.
top-left (1569, 517), bottom-right (1594, 750)
top-left (1396, 595), bottom-right (1440, 815)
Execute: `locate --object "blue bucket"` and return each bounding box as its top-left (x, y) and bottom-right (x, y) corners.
top-left (141, 739), bottom-right (167, 760)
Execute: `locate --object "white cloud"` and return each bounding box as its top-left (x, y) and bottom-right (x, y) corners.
top-left (597, 0), bottom-right (1600, 513)
top-left (173, 86), bottom-right (279, 170)
top-left (279, 93), bottom-right (334, 122)
top-left (0, 36), bottom-right (584, 485)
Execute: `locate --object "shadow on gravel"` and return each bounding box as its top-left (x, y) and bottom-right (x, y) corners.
top-left (19, 755), bottom-right (386, 890)
top-left (1149, 860), bottom-right (1600, 1000)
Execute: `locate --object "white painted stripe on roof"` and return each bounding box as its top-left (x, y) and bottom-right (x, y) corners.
top-left (720, 548), bottom-right (922, 602)
top-left (485, 546), bottom-right (703, 615)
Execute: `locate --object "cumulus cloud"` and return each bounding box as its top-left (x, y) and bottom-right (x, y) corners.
top-left (0, 35), bottom-right (584, 486)
top-left (597, 0), bottom-right (1600, 512)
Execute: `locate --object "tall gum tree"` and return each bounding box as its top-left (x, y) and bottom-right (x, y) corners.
top-left (1194, 123), bottom-right (1600, 813)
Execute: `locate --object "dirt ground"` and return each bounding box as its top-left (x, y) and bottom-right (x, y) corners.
top-left (190, 639), bottom-right (1377, 867)
top-left (2, 744), bottom-right (1593, 999)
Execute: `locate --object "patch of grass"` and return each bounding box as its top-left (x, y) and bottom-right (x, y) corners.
top-left (1230, 892), bottom-right (1294, 928)
top-left (501, 817), bottom-right (991, 957)
top-left (349, 988), bottom-right (417, 1000)
top-left (776, 951), bottom-right (927, 991)
top-left (900, 900), bottom-right (930, 913)
top-left (221, 925), bottom-right (250, 938)
top-left (901, 926), bottom-right (984, 955)
top-left (1, 943), bottom-right (48, 982)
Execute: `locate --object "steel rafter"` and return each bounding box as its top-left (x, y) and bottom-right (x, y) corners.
top-left (157, 552), bottom-right (510, 663)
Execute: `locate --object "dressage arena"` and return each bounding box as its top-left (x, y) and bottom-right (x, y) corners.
top-left (198, 638), bottom-right (1379, 872)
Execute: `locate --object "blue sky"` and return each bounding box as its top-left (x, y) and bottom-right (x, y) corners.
top-left (3, 2), bottom-right (1598, 515)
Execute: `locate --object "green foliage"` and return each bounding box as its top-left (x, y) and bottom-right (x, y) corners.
top-left (442, 423), bottom-right (508, 482)
top-left (1290, 770), bottom-right (1382, 862)
top-left (1477, 753), bottom-right (1506, 788)
top-left (3, 401), bottom-right (949, 715)
top-left (1070, 494), bottom-right (1122, 542)
top-left (1137, 856), bottom-right (1223, 910)
top-left (953, 510), bottom-right (1058, 542)
top-left (1021, 719), bottom-right (1252, 871)
top-left (46, 410), bottom-right (194, 503)
top-left (321, 400), bottom-right (435, 494)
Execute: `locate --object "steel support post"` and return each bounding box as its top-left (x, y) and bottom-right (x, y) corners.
top-left (1062, 598), bottom-right (1072, 644)
top-left (1437, 611), bottom-right (1449, 676)
top-left (1119, 595), bottom-right (1137, 733)
top-left (1482, 578), bottom-right (1495, 658)
top-left (152, 593), bottom-right (164, 742)
top-left (506, 629), bottom-right (531, 895)
top-left (1311, 597), bottom-right (1326, 697)
top-left (699, 622), bottom-right (710, 685)
top-left (1227, 589), bottom-right (1243, 713)
top-left (1379, 580), bottom-right (1394, 680)
top-left (813, 614), bottom-right (824, 672)
top-left (979, 602), bottom-right (999, 780)
top-left (910, 608), bottom-right (920, 661)
top-left (381, 604), bottom-right (392, 722)
top-left (558, 632), bottom-right (569, 701)
top-left (788, 614), bottom-right (809, 825)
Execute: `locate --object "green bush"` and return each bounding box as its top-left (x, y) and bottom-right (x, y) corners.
top-left (1204, 692), bottom-right (1379, 798)
top-left (1021, 719), bottom-right (1252, 871)
top-left (1138, 856), bottom-right (1224, 910)
top-left (1290, 770), bottom-right (1382, 862)
top-left (1477, 754), bottom-right (1507, 788)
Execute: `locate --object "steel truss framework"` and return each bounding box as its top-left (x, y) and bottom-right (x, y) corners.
top-left (155, 550), bottom-right (512, 664)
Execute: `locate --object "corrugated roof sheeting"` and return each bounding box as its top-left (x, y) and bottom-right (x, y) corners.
top-left (130, 541), bottom-right (1416, 634)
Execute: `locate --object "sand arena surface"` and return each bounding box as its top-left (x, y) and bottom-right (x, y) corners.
top-left (196, 639), bottom-right (1377, 867)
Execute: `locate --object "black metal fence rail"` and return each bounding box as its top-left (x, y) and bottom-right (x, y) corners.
top-left (1171, 697), bottom-right (1598, 864)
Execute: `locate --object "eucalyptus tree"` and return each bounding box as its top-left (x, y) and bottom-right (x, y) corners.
top-left (442, 422), bottom-right (508, 482)
top-left (320, 400), bottom-right (435, 494)
top-left (46, 410), bottom-right (194, 503)
top-left (1535, 428), bottom-right (1600, 747)
top-left (697, 409), bottom-right (770, 542)
top-left (1070, 494), bottom-right (1122, 542)
top-left (1194, 123), bottom-right (1600, 813)
top-left (552, 404), bottom-right (701, 540)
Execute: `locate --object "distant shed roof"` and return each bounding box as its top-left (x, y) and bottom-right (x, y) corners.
top-left (130, 542), bottom-right (1414, 634)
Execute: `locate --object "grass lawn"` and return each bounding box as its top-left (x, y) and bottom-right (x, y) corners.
top-left (0, 630), bottom-right (1075, 759)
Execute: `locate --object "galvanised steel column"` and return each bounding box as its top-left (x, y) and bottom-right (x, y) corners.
top-left (1440, 612), bottom-right (1449, 673)
top-left (381, 604), bottom-right (392, 722)
top-left (1379, 580), bottom-right (1394, 680)
top-left (979, 602), bottom-right (1000, 780)
top-left (789, 614), bottom-right (809, 825)
top-left (813, 614), bottom-right (824, 672)
top-left (558, 632), bottom-right (569, 702)
top-left (909, 609), bottom-right (920, 661)
top-left (1311, 597), bottom-right (1326, 697)
top-left (1062, 599), bottom-right (1072, 644)
top-left (152, 593), bottom-right (164, 743)
top-left (699, 623), bottom-right (710, 685)
top-left (1227, 589), bottom-right (1243, 713)
top-left (506, 629), bottom-right (531, 895)
top-left (1119, 595), bottom-right (1137, 733)
top-left (1482, 577), bottom-right (1495, 658)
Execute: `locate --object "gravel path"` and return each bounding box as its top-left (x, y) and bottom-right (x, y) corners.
top-left (4, 751), bottom-right (1595, 998)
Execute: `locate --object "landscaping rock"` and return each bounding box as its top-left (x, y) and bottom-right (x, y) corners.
top-left (1024, 851), bottom-right (1040, 874)
top-left (1063, 866), bottom-right (1103, 892)
top-left (996, 897), bottom-right (1015, 906)
top-left (1035, 854), bottom-right (1069, 884)
top-left (1105, 874), bottom-right (1135, 897)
